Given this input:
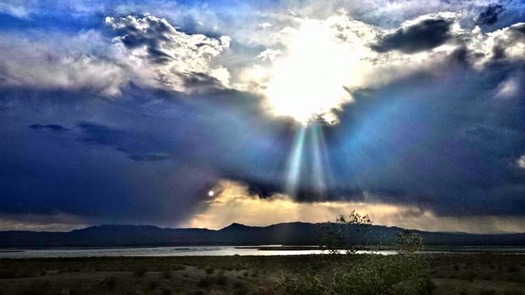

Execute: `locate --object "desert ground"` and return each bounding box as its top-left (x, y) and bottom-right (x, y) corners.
top-left (0, 254), bottom-right (524, 295)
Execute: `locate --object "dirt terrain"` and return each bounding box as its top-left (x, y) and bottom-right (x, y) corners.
top-left (0, 254), bottom-right (523, 294)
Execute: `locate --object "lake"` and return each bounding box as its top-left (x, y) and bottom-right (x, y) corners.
top-left (0, 246), bottom-right (397, 258)
top-left (0, 246), bottom-right (523, 258)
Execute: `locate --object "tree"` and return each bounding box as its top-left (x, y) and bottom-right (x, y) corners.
top-left (396, 230), bottom-right (424, 255)
top-left (316, 210), bottom-right (372, 255)
top-left (277, 212), bottom-right (434, 295)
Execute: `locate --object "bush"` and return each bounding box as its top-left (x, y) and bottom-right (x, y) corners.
top-left (173, 264), bottom-right (186, 271)
top-left (198, 276), bottom-right (214, 288)
top-left (215, 274), bottom-right (228, 285)
top-left (162, 270), bottom-right (171, 279)
top-left (205, 267), bottom-right (215, 275)
top-left (132, 267), bottom-right (147, 277)
top-left (479, 289), bottom-right (496, 295)
top-left (17, 281), bottom-right (53, 295)
top-left (148, 281), bottom-right (159, 290)
top-left (101, 276), bottom-right (118, 290)
top-left (277, 213), bottom-right (432, 295)
top-left (458, 272), bottom-right (476, 282)
top-left (233, 281), bottom-right (249, 295)
top-left (0, 270), bottom-right (17, 279)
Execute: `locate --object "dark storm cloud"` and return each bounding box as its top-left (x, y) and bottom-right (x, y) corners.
top-left (4, 56), bottom-right (525, 221)
top-left (109, 15), bottom-right (174, 64)
top-left (78, 122), bottom-right (126, 145)
top-left (476, 4), bottom-right (505, 26)
top-left (29, 121), bottom-right (174, 162)
top-left (372, 18), bottom-right (452, 53)
top-left (128, 153), bottom-right (170, 161)
top-left (29, 124), bottom-right (70, 132)
top-left (77, 122), bottom-right (174, 162)
top-left (2, 1), bottom-right (525, 229)
top-left (0, 84), bottom-right (294, 224)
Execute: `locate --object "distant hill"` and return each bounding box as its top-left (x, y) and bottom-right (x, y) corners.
top-left (0, 222), bottom-right (524, 248)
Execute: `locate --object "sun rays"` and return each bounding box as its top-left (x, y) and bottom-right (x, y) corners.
top-left (285, 122), bottom-right (333, 200)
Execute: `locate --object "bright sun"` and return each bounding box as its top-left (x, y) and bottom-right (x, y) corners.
top-left (264, 19), bottom-right (357, 125)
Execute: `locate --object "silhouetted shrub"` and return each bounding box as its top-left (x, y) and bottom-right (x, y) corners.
top-left (132, 267), bottom-right (147, 277)
top-left (17, 281), bottom-right (53, 295)
top-left (173, 264), bottom-right (186, 271)
top-left (205, 267), bottom-right (215, 275)
top-left (101, 276), bottom-right (118, 290)
top-left (215, 274), bottom-right (228, 285)
top-left (233, 281), bottom-right (249, 295)
top-left (162, 270), bottom-right (171, 279)
top-left (198, 276), bottom-right (214, 288)
top-left (148, 280), bottom-right (159, 290)
top-left (0, 270), bottom-right (16, 279)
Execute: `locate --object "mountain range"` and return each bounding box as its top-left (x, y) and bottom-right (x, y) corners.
top-left (0, 223), bottom-right (524, 248)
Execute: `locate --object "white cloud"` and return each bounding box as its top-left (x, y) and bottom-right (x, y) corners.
top-left (496, 78), bottom-right (520, 98)
top-left (234, 10), bottom-right (525, 124)
top-left (258, 22), bottom-right (273, 29)
top-left (0, 31), bottom-right (126, 97)
top-left (236, 12), bottom-right (457, 124)
top-left (517, 155), bottom-right (525, 169)
top-left (0, 1), bottom-right (30, 18)
top-left (465, 23), bottom-right (525, 68)
top-left (105, 14), bottom-right (232, 93)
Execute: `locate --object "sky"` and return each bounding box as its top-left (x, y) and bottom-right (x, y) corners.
top-left (1, 0), bottom-right (525, 233)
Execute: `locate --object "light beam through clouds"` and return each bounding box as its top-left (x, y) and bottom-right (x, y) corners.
top-left (285, 125), bottom-right (306, 197)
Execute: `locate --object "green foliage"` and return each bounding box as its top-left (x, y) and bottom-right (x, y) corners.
top-left (316, 211), bottom-right (372, 254)
top-left (277, 255), bottom-right (432, 295)
top-left (395, 230), bottom-right (424, 254)
top-left (277, 212), bottom-right (432, 295)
